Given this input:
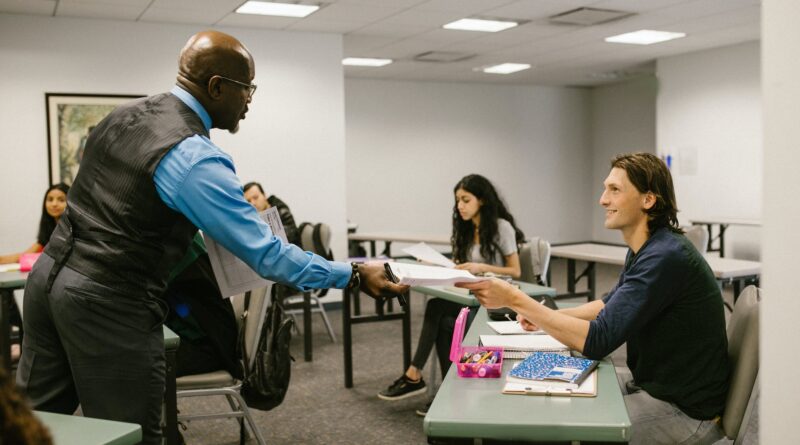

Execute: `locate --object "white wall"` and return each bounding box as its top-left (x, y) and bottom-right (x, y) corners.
top-left (0, 14), bottom-right (349, 259)
top-left (657, 42), bottom-right (762, 259)
top-left (762, 0), bottom-right (800, 440)
top-left (590, 76), bottom-right (658, 244)
top-left (345, 78), bottom-right (593, 249)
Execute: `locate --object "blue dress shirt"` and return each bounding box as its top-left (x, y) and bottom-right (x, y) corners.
top-left (153, 86), bottom-right (351, 291)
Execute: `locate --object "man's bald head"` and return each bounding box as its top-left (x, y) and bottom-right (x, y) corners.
top-left (177, 30), bottom-right (254, 89)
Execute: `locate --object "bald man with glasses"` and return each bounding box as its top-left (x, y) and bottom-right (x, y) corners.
top-left (17, 30), bottom-right (406, 445)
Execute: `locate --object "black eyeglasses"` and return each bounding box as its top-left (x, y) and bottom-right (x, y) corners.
top-left (215, 75), bottom-right (257, 100)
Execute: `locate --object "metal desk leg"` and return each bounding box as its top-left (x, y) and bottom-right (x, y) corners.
top-left (164, 344), bottom-right (178, 445)
top-left (369, 241), bottom-right (376, 257)
top-left (303, 292), bottom-right (312, 362)
top-left (587, 262), bottom-right (596, 301)
top-left (719, 224), bottom-right (729, 258)
top-left (567, 259), bottom-right (576, 294)
top-left (402, 290), bottom-right (411, 370)
top-left (1, 290), bottom-right (11, 371)
top-left (706, 224), bottom-right (714, 254)
top-left (343, 287), bottom-right (353, 388)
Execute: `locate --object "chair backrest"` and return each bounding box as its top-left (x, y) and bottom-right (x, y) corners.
top-left (240, 285), bottom-right (271, 369)
top-left (684, 225), bottom-right (709, 254)
top-left (519, 237), bottom-right (552, 286)
top-left (299, 222), bottom-right (332, 258)
top-left (722, 285), bottom-right (760, 440)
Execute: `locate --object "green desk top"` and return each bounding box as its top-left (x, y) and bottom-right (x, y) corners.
top-left (0, 270), bottom-right (27, 290)
top-left (412, 281), bottom-right (556, 307)
top-left (423, 308), bottom-right (631, 442)
top-left (35, 411), bottom-right (142, 445)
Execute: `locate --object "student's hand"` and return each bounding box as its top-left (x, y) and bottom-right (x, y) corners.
top-left (454, 262), bottom-right (485, 275)
top-left (517, 314), bottom-right (541, 332)
top-left (358, 263), bottom-right (409, 299)
top-left (455, 278), bottom-right (520, 309)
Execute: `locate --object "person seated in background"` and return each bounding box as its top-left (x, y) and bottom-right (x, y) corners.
top-left (164, 234), bottom-right (240, 378)
top-left (243, 181), bottom-right (300, 246)
top-left (460, 153), bottom-right (730, 445)
top-left (378, 174), bottom-right (525, 417)
top-left (0, 183), bottom-right (69, 264)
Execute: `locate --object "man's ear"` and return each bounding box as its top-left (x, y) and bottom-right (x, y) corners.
top-left (643, 192), bottom-right (657, 210)
top-left (207, 75), bottom-right (223, 100)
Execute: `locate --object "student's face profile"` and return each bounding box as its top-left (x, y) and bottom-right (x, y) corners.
top-left (45, 189), bottom-right (67, 219)
top-left (455, 188), bottom-right (481, 221)
top-left (243, 186), bottom-right (269, 212)
top-left (600, 167), bottom-right (648, 231)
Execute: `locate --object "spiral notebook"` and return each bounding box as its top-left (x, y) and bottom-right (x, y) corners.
top-left (506, 352), bottom-right (598, 390)
top-left (478, 334), bottom-right (569, 359)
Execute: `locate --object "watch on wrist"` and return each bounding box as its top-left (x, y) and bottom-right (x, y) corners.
top-left (348, 262), bottom-right (361, 290)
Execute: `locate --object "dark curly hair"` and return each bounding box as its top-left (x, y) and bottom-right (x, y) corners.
top-left (0, 366), bottom-right (53, 445)
top-left (451, 174), bottom-right (525, 264)
top-left (611, 153), bottom-right (683, 235)
top-left (37, 183), bottom-right (70, 246)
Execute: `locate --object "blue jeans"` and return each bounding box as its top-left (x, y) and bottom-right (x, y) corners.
top-left (616, 367), bottom-right (725, 445)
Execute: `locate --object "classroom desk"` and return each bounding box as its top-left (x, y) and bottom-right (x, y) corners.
top-left (0, 269), bottom-right (181, 445)
top-left (690, 218), bottom-right (761, 257)
top-left (550, 242), bottom-right (761, 302)
top-left (341, 280), bottom-right (556, 388)
top-left (36, 410), bottom-right (143, 445)
top-left (424, 307), bottom-right (631, 443)
top-left (0, 269), bottom-right (26, 370)
top-left (347, 232), bottom-right (450, 257)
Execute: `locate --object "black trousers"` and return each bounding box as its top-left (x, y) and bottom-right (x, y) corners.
top-left (16, 254), bottom-right (167, 445)
top-left (411, 298), bottom-right (475, 377)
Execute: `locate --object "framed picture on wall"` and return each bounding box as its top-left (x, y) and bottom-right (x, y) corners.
top-left (46, 93), bottom-right (144, 185)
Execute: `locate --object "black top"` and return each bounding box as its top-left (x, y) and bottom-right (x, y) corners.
top-left (267, 195), bottom-right (300, 247)
top-left (583, 228), bottom-right (730, 420)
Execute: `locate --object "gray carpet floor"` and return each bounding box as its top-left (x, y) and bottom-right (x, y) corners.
top-left (177, 260), bottom-right (758, 445)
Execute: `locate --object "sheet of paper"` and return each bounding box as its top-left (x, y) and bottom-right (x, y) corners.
top-left (487, 321), bottom-right (548, 335)
top-left (0, 263), bottom-right (21, 272)
top-left (479, 334), bottom-right (568, 352)
top-left (387, 261), bottom-right (484, 286)
top-left (401, 242), bottom-right (455, 268)
top-left (205, 207), bottom-right (288, 298)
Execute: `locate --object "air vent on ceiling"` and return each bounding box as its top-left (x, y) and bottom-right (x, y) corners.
top-left (413, 51), bottom-right (475, 63)
top-left (549, 7), bottom-right (633, 26)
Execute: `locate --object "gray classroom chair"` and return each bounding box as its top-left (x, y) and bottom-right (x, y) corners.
top-left (684, 225), bottom-right (710, 254)
top-left (284, 222), bottom-right (336, 342)
top-left (519, 237), bottom-right (552, 286)
top-left (721, 285), bottom-right (760, 444)
top-left (174, 287), bottom-right (269, 445)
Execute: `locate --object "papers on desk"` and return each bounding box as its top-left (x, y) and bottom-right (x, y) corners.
top-left (205, 207), bottom-right (288, 298)
top-left (503, 369), bottom-right (597, 397)
top-left (487, 321), bottom-right (547, 335)
top-left (401, 242), bottom-right (455, 268)
top-left (385, 261), bottom-right (485, 286)
top-left (0, 263), bottom-right (21, 272)
top-left (479, 334), bottom-right (569, 359)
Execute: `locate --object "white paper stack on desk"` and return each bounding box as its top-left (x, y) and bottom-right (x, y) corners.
top-left (385, 261), bottom-right (485, 286)
top-left (479, 334), bottom-right (569, 359)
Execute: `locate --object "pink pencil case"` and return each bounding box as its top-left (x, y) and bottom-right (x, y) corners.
top-left (19, 252), bottom-right (42, 272)
top-left (450, 307), bottom-right (503, 378)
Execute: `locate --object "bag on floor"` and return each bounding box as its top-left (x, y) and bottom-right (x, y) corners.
top-left (239, 286), bottom-right (295, 411)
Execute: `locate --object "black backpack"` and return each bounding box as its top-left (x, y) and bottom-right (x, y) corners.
top-left (239, 286), bottom-right (295, 411)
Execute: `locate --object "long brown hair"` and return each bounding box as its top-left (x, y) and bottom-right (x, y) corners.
top-left (611, 153), bottom-right (683, 235)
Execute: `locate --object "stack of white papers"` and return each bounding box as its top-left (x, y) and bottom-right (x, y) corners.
top-left (487, 321), bottom-right (548, 335)
top-left (401, 242), bottom-right (455, 268)
top-left (386, 261), bottom-right (484, 286)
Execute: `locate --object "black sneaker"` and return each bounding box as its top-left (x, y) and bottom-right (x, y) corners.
top-left (377, 375), bottom-right (426, 400)
top-left (415, 400), bottom-right (432, 417)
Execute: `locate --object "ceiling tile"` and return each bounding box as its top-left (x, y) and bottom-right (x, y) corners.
top-left (380, 7), bottom-right (464, 27)
top-left (417, 0), bottom-right (516, 15)
top-left (350, 22), bottom-right (430, 38)
top-left (343, 34), bottom-right (399, 54)
top-left (309, 1), bottom-right (404, 23)
top-left (288, 19), bottom-right (365, 34)
top-left (215, 12), bottom-right (297, 30)
top-left (484, 0), bottom-right (598, 21)
top-left (57, 0), bottom-right (149, 20)
top-left (0, 0), bottom-right (56, 15)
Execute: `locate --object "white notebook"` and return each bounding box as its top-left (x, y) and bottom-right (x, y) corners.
top-left (487, 321), bottom-right (548, 335)
top-left (479, 334), bottom-right (569, 359)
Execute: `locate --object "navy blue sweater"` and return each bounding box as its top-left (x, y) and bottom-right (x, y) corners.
top-left (583, 228), bottom-right (730, 420)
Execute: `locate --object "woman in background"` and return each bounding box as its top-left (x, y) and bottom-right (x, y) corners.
top-left (0, 183), bottom-right (69, 264)
top-left (377, 174), bottom-right (525, 416)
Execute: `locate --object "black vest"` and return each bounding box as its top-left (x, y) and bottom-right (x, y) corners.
top-left (45, 92), bottom-right (209, 299)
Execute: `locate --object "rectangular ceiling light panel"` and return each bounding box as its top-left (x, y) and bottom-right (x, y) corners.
top-left (342, 57), bottom-right (393, 67)
top-left (236, 1), bottom-right (320, 18)
top-left (482, 63), bottom-right (530, 74)
top-left (605, 29), bottom-right (686, 45)
top-left (443, 18), bottom-right (518, 32)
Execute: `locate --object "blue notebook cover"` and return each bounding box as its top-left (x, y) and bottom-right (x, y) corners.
top-left (507, 352), bottom-right (598, 390)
